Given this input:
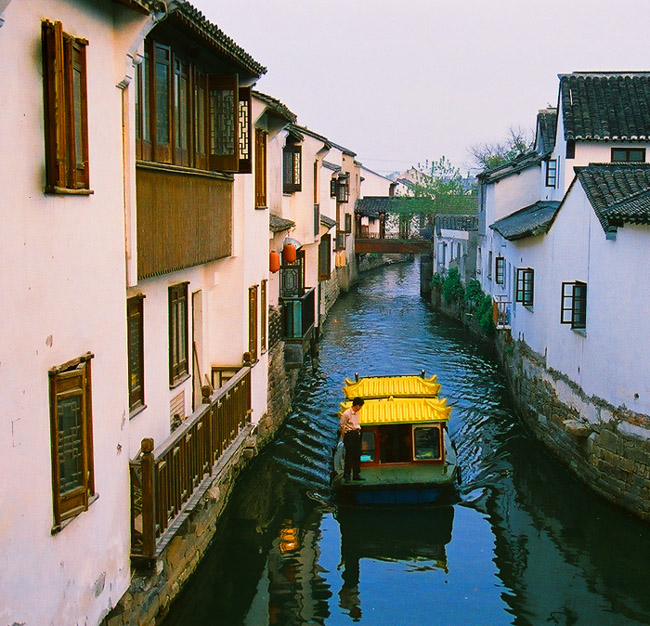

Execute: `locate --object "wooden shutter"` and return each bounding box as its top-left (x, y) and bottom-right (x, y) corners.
top-left (255, 128), bottom-right (267, 207)
top-left (42, 20), bottom-right (67, 190)
top-left (208, 74), bottom-right (239, 172)
top-left (248, 285), bottom-right (258, 362)
top-left (261, 280), bottom-right (267, 353)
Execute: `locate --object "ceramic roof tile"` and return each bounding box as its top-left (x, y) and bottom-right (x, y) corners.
top-left (490, 201), bottom-right (561, 241)
top-left (575, 163), bottom-right (650, 232)
top-left (434, 214), bottom-right (478, 233)
top-left (269, 213), bottom-right (295, 233)
top-left (536, 108), bottom-right (557, 154)
top-left (343, 375), bottom-right (440, 399)
top-left (253, 91), bottom-right (296, 123)
top-left (478, 151), bottom-right (544, 184)
top-left (560, 72), bottom-right (650, 141)
top-left (169, 2), bottom-right (266, 77)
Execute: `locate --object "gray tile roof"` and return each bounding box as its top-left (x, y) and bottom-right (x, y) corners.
top-left (560, 72), bottom-right (650, 141)
top-left (490, 201), bottom-right (561, 241)
top-left (253, 91), bottom-right (296, 124)
top-left (269, 213), bottom-right (295, 233)
top-left (575, 163), bottom-right (650, 233)
top-left (478, 150), bottom-right (544, 184)
top-left (434, 214), bottom-right (478, 234)
top-left (322, 161), bottom-right (342, 172)
top-left (320, 215), bottom-right (336, 230)
top-left (536, 107), bottom-right (557, 154)
top-left (170, 2), bottom-right (266, 78)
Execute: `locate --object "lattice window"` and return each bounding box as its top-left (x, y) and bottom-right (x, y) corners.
top-left (238, 87), bottom-right (252, 173)
top-left (248, 285), bottom-right (258, 362)
top-left (169, 283), bottom-right (189, 385)
top-left (49, 354), bottom-right (94, 529)
top-left (127, 296), bottom-right (145, 412)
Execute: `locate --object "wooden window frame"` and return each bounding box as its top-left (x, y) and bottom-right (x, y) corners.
top-left (516, 268), bottom-right (534, 306)
top-left (49, 353), bottom-right (95, 529)
top-left (495, 257), bottom-right (506, 285)
top-left (546, 159), bottom-right (557, 187)
top-left (127, 296), bottom-right (145, 412)
top-left (42, 20), bottom-right (90, 193)
top-left (261, 280), bottom-right (267, 353)
top-left (283, 142), bottom-right (302, 193)
top-left (344, 213), bottom-right (352, 234)
top-left (487, 251), bottom-right (493, 279)
top-left (135, 46), bottom-right (152, 160)
top-left (611, 148), bottom-right (646, 163)
top-left (169, 282), bottom-right (189, 386)
top-left (248, 285), bottom-right (258, 363)
top-left (153, 42), bottom-right (172, 163)
top-left (192, 68), bottom-right (209, 170)
top-left (561, 281), bottom-right (587, 329)
top-left (209, 73), bottom-right (239, 172)
top-left (173, 55), bottom-right (190, 166)
top-left (254, 128), bottom-right (267, 208)
top-left (319, 233), bottom-right (332, 281)
top-left (238, 87), bottom-right (252, 173)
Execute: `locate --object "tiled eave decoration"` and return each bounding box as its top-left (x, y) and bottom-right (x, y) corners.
top-left (490, 201), bottom-right (561, 241)
top-left (576, 163), bottom-right (650, 234)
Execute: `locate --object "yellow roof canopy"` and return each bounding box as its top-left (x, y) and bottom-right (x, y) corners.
top-left (340, 396), bottom-right (451, 425)
top-left (343, 375), bottom-right (440, 400)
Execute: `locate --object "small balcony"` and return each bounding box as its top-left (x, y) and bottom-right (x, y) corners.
top-left (280, 287), bottom-right (315, 369)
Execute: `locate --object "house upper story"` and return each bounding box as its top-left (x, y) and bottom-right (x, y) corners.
top-left (545, 71), bottom-right (650, 200)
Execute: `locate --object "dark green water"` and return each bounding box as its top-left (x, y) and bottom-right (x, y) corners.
top-left (162, 261), bottom-right (650, 626)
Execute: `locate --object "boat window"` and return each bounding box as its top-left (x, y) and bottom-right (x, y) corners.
top-left (360, 430), bottom-right (375, 462)
top-left (378, 425), bottom-right (412, 463)
top-left (413, 426), bottom-right (441, 460)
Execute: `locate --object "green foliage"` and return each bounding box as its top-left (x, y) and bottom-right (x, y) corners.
top-left (387, 157), bottom-right (477, 236)
top-left (463, 279), bottom-right (483, 306)
top-left (441, 267), bottom-right (464, 304)
top-left (431, 272), bottom-right (444, 287)
top-left (476, 293), bottom-right (495, 336)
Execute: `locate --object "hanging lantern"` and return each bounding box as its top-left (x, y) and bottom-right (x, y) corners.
top-left (269, 250), bottom-right (281, 273)
top-left (282, 237), bottom-right (301, 264)
top-left (282, 242), bottom-right (297, 263)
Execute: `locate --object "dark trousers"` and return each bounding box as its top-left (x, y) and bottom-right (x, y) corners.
top-left (343, 430), bottom-right (362, 478)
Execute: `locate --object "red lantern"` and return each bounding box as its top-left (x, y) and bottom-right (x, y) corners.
top-left (269, 250), bottom-right (281, 273)
top-left (282, 243), bottom-right (297, 264)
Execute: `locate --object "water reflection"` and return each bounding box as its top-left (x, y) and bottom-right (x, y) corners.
top-left (162, 261), bottom-right (650, 626)
top-left (336, 506), bottom-right (453, 621)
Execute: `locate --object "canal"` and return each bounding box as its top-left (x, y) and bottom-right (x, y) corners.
top-left (162, 261), bottom-right (650, 626)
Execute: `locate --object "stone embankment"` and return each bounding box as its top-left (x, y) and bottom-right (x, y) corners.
top-left (431, 283), bottom-right (650, 521)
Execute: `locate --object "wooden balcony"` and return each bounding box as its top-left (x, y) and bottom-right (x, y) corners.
top-left (136, 162), bottom-right (233, 280)
top-left (129, 367), bottom-right (251, 560)
top-left (281, 287), bottom-right (315, 341)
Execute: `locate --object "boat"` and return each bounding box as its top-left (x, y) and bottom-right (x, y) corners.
top-left (332, 373), bottom-right (458, 504)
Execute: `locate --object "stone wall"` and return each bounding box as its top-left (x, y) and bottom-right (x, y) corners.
top-left (103, 343), bottom-right (300, 625)
top-left (430, 289), bottom-right (650, 521)
top-left (496, 335), bottom-right (650, 521)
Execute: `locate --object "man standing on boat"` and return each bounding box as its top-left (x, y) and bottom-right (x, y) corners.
top-left (340, 397), bottom-right (365, 482)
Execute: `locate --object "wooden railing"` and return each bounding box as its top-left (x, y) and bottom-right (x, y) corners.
top-left (281, 287), bottom-right (315, 340)
top-left (130, 367), bottom-right (252, 559)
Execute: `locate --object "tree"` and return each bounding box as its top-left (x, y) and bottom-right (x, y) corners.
top-left (388, 156), bottom-right (476, 237)
top-left (468, 125), bottom-right (535, 171)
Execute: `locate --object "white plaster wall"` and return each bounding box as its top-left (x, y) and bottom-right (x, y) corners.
top-left (360, 166), bottom-right (392, 197)
top-left (492, 166), bottom-right (540, 222)
top-left (547, 186), bottom-right (650, 414)
top-left (0, 1), bottom-right (133, 624)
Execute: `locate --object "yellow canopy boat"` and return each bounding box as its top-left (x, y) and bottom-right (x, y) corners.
top-left (333, 374), bottom-right (458, 504)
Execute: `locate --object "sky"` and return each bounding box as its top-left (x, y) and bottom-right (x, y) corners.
top-left (193, 0), bottom-right (650, 176)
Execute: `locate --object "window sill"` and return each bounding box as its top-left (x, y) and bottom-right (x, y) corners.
top-left (572, 328), bottom-right (587, 337)
top-left (46, 187), bottom-right (94, 196)
top-left (129, 403), bottom-right (147, 420)
top-left (51, 493), bottom-right (99, 535)
top-left (170, 373), bottom-right (191, 390)
top-left (255, 205), bottom-right (268, 211)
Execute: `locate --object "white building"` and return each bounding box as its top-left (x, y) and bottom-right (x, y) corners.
top-left (0, 1), bottom-right (153, 624)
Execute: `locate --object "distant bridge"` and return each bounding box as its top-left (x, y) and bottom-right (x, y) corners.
top-left (354, 236), bottom-right (432, 254)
